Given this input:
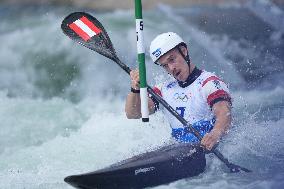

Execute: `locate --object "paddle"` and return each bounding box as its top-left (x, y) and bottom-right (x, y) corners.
top-left (61, 12), bottom-right (251, 173)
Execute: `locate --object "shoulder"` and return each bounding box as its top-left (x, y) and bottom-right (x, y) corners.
top-left (199, 70), bottom-right (231, 107)
top-left (199, 71), bottom-right (228, 88)
top-left (164, 80), bottom-right (178, 90)
top-left (153, 79), bottom-right (178, 96)
top-left (199, 70), bottom-right (221, 83)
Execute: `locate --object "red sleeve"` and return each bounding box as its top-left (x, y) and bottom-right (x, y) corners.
top-left (202, 76), bottom-right (231, 107)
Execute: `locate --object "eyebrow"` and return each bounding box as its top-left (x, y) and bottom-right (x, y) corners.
top-left (167, 54), bottom-right (175, 61)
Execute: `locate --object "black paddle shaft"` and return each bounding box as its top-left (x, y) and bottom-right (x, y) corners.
top-left (61, 12), bottom-right (251, 173)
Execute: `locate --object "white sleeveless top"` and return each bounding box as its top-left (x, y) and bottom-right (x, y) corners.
top-left (152, 70), bottom-right (231, 129)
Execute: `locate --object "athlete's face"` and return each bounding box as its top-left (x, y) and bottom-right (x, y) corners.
top-left (158, 47), bottom-right (189, 82)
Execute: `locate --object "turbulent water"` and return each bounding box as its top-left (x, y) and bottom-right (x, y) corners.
top-left (0, 2), bottom-right (284, 189)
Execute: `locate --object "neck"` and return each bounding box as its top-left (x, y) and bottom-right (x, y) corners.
top-left (178, 66), bottom-right (201, 88)
top-left (187, 64), bottom-right (194, 77)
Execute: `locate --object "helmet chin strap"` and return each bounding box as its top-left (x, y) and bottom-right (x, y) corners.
top-left (176, 46), bottom-right (201, 88)
top-left (177, 46), bottom-right (191, 67)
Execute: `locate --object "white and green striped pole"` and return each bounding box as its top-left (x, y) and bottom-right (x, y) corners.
top-left (135, 0), bottom-right (149, 122)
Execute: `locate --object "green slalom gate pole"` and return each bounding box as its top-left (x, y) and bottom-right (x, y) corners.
top-left (135, 0), bottom-right (149, 122)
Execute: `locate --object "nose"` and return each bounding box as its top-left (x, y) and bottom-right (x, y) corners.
top-left (168, 63), bottom-right (176, 72)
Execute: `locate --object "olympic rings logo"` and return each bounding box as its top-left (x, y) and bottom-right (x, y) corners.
top-left (173, 92), bottom-right (188, 102)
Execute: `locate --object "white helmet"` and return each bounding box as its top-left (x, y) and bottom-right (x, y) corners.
top-left (149, 32), bottom-right (185, 63)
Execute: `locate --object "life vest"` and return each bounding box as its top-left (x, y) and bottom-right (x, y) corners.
top-left (152, 68), bottom-right (231, 142)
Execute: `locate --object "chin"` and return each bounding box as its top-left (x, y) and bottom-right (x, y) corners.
top-left (176, 77), bottom-right (184, 82)
top-left (177, 74), bottom-right (185, 82)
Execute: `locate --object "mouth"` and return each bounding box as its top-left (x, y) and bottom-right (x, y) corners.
top-left (175, 71), bottom-right (181, 78)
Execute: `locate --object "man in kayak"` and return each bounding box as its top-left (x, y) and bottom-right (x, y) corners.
top-left (125, 32), bottom-right (232, 151)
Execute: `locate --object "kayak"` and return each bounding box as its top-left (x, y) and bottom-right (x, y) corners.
top-left (64, 143), bottom-right (206, 189)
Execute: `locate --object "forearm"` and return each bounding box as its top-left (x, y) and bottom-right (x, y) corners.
top-left (212, 101), bottom-right (232, 136)
top-left (212, 113), bottom-right (231, 137)
top-left (201, 101), bottom-right (231, 150)
top-left (126, 69), bottom-right (156, 119)
top-left (125, 93), bottom-right (142, 119)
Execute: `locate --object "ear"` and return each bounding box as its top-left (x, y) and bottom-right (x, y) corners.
top-left (180, 45), bottom-right (188, 56)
